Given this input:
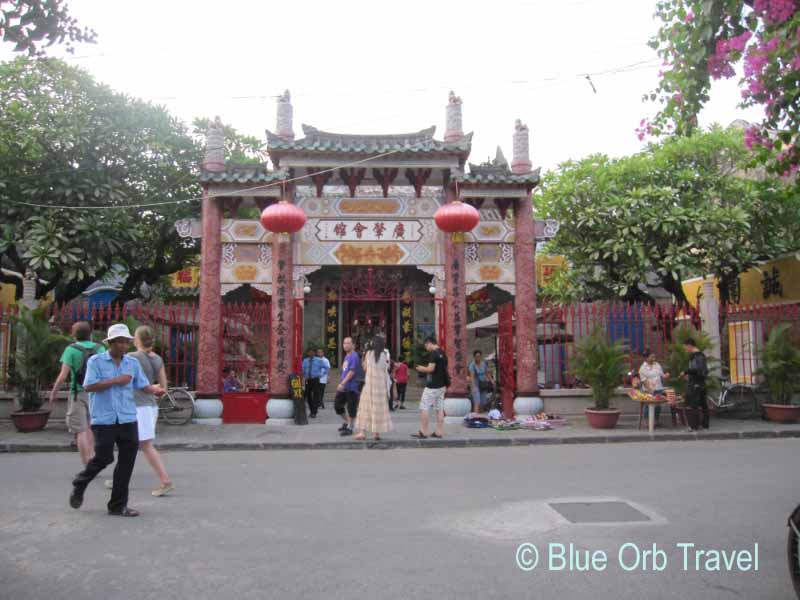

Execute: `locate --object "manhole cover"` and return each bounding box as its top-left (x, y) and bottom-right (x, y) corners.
top-left (548, 501), bottom-right (651, 524)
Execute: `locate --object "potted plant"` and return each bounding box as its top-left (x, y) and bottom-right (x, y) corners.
top-left (758, 323), bottom-right (800, 423)
top-left (572, 327), bottom-right (627, 428)
top-left (9, 307), bottom-right (69, 432)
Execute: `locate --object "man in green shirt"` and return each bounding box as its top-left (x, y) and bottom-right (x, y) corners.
top-left (49, 322), bottom-right (103, 465)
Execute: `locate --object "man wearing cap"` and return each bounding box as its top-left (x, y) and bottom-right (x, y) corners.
top-left (69, 324), bottom-right (165, 517)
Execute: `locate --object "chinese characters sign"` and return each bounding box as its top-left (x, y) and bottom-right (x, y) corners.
top-left (315, 220), bottom-right (423, 242)
top-left (325, 289), bottom-right (339, 368)
top-left (274, 258), bottom-right (289, 376)
top-left (400, 292), bottom-right (414, 364)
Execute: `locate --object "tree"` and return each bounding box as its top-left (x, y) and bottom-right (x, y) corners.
top-left (1, 0), bottom-right (95, 55)
top-left (645, 0), bottom-right (800, 175)
top-left (0, 57), bottom-right (202, 302)
top-left (537, 126), bottom-right (800, 304)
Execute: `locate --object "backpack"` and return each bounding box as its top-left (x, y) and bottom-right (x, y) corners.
top-left (439, 351), bottom-right (452, 388)
top-left (71, 342), bottom-right (99, 392)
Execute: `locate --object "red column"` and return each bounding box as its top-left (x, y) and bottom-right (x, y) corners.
top-left (197, 187), bottom-right (223, 394)
top-left (514, 194), bottom-right (539, 396)
top-left (443, 187), bottom-right (469, 398)
top-left (269, 189), bottom-right (295, 399)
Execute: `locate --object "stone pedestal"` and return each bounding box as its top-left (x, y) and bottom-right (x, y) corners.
top-left (265, 398), bottom-right (295, 426)
top-left (700, 278), bottom-right (722, 374)
top-left (193, 395), bottom-right (223, 425)
top-left (196, 189), bottom-right (223, 408)
top-left (514, 195), bottom-right (539, 407)
top-left (444, 397), bottom-right (471, 424)
top-left (513, 396), bottom-right (544, 417)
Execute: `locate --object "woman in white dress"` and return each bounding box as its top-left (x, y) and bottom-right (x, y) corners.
top-left (354, 336), bottom-right (394, 441)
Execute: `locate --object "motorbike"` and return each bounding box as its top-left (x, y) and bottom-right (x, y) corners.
top-left (790, 502), bottom-right (800, 598)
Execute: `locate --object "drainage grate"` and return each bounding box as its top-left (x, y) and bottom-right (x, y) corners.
top-left (548, 501), bottom-right (651, 524)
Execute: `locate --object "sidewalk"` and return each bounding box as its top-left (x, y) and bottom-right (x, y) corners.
top-left (2, 407), bottom-right (799, 451)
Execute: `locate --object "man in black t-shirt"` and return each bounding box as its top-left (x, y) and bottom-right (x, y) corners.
top-left (412, 336), bottom-right (448, 439)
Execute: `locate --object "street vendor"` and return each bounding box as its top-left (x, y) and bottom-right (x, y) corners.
top-left (638, 352), bottom-right (669, 422)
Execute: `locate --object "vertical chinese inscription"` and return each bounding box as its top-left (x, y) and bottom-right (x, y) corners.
top-left (325, 289), bottom-right (339, 368)
top-left (400, 291), bottom-right (414, 364)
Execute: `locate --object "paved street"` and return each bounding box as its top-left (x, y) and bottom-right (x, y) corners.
top-left (1, 439), bottom-right (798, 600)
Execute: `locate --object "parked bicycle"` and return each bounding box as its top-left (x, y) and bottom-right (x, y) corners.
top-left (157, 387), bottom-right (195, 425)
top-left (710, 379), bottom-right (761, 417)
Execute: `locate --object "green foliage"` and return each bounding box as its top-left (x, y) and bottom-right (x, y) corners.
top-left (664, 325), bottom-right (716, 397)
top-left (0, 57), bottom-right (202, 302)
top-left (0, 0), bottom-right (96, 55)
top-left (571, 327), bottom-right (628, 410)
top-left (537, 127), bottom-right (800, 303)
top-left (11, 307), bottom-right (69, 411)
top-left (758, 324), bottom-right (800, 405)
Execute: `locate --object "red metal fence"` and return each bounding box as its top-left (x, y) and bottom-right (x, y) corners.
top-left (0, 302), bottom-right (271, 393)
top-left (2, 298), bottom-right (798, 394)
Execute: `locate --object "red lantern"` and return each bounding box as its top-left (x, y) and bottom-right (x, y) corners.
top-left (434, 200), bottom-right (480, 236)
top-left (260, 200), bottom-right (306, 234)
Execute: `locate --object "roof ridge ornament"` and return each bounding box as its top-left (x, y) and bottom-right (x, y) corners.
top-left (444, 90), bottom-right (464, 142)
top-left (202, 115), bottom-right (225, 172)
top-left (276, 90), bottom-right (294, 140)
top-left (511, 119), bottom-right (533, 174)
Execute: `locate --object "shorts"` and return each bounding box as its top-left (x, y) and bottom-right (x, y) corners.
top-left (419, 387), bottom-right (446, 413)
top-left (334, 390), bottom-right (359, 419)
top-left (136, 405), bottom-right (158, 441)
top-left (66, 392), bottom-right (90, 434)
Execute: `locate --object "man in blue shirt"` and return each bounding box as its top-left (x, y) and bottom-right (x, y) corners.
top-left (69, 324), bottom-right (164, 517)
top-left (302, 349), bottom-right (324, 418)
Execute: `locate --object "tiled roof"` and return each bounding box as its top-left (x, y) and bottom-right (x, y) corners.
top-left (200, 164), bottom-right (288, 183)
top-left (456, 166), bottom-right (541, 185)
top-left (266, 124), bottom-right (472, 154)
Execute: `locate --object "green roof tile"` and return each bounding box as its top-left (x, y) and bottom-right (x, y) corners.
top-left (200, 164), bottom-right (288, 184)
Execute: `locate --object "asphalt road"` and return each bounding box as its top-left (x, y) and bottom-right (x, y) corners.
top-left (1, 440), bottom-right (798, 600)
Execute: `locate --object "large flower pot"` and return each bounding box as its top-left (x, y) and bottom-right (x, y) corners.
top-left (11, 409), bottom-right (51, 433)
top-left (584, 408), bottom-right (621, 429)
top-left (762, 403), bottom-right (800, 424)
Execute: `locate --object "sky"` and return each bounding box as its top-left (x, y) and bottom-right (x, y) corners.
top-left (3, 0), bottom-right (763, 172)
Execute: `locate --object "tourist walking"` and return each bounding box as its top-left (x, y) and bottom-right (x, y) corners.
top-left (468, 350), bottom-right (495, 413)
top-left (335, 337), bottom-right (360, 436)
top-left (354, 336), bottom-right (393, 441)
top-left (127, 326), bottom-right (174, 497)
top-left (48, 321), bottom-right (103, 466)
top-left (69, 324), bottom-right (165, 517)
top-left (393, 357), bottom-right (409, 409)
top-left (316, 348), bottom-right (331, 409)
top-left (412, 336), bottom-right (449, 439)
top-left (683, 338), bottom-right (710, 431)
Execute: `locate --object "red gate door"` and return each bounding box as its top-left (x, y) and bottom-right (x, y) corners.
top-left (498, 302), bottom-right (515, 418)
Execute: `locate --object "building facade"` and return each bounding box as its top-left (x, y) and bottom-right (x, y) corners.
top-left (184, 92), bottom-right (544, 417)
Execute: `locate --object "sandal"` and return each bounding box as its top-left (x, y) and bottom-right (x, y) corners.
top-left (430, 433), bottom-right (443, 439)
top-left (373, 435), bottom-right (381, 441)
top-left (411, 431), bottom-right (427, 439)
top-left (152, 483), bottom-right (174, 497)
top-left (353, 433), bottom-right (366, 441)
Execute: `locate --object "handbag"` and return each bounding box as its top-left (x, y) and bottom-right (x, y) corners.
top-left (479, 380), bottom-right (492, 393)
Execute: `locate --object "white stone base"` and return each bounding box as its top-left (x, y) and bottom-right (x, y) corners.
top-left (192, 417), bottom-right (223, 426)
top-left (266, 398), bottom-right (295, 422)
top-left (265, 418), bottom-right (294, 426)
top-left (514, 396), bottom-right (544, 416)
top-left (193, 398), bottom-right (223, 425)
top-left (443, 397), bottom-right (470, 424)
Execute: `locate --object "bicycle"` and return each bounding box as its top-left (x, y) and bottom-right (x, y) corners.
top-left (710, 379), bottom-right (760, 417)
top-left (157, 387), bottom-right (195, 425)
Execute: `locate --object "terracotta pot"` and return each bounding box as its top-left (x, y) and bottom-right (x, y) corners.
top-left (584, 408), bottom-right (621, 429)
top-left (762, 403), bottom-right (800, 424)
top-left (10, 409), bottom-right (51, 433)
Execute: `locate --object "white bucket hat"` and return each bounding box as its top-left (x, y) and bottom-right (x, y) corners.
top-left (104, 323), bottom-right (134, 343)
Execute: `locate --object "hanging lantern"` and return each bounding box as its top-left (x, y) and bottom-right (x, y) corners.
top-left (260, 200), bottom-right (306, 236)
top-left (434, 200), bottom-right (480, 242)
